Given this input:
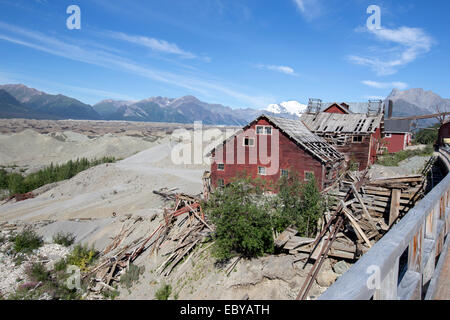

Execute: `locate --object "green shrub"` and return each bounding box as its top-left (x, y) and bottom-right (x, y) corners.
top-left (2, 157), bottom-right (116, 196)
top-left (52, 232), bottom-right (76, 247)
top-left (206, 176), bottom-right (274, 260)
top-left (27, 263), bottom-right (50, 282)
top-left (155, 283), bottom-right (172, 300)
top-left (413, 125), bottom-right (439, 145)
top-left (377, 145), bottom-right (434, 166)
top-left (13, 228), bottom-right (43, 254)
top-left (120, 264), bottom-right (145, 289)
top-left (64, 244), bottom-right (97, 272)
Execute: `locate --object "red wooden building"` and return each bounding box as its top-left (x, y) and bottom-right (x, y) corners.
top-left (437, 120), bottom-right (450, 147)
top-left (209, 114), bottom-right (345, 191)
top-left (382, 119), bottom-right (412, 153)
top-left (300, 102), bottom-right (384, 171)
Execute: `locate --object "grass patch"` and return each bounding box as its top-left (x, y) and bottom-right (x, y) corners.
top-left (12, 228), bottom-right (43, 254)
top-left (52, 232), bottom-right (76, 247)
top-left (155, 283), bottom-right (172, 300)
top-left (26, 263), bottom-right (50, 282)
top-left (376, 145), bottom-right (434, 167)
top-left (0, 156), bottom-right (116, 195)
top-left (120, 264), bottom-right (145, 290)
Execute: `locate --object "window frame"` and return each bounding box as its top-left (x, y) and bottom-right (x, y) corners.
top-left (281, 169), bottom-right (289, 178)
top-left (385, 133), bottom-right (392, 138)
top-left (243, 137), bottom-right (255, 147)
top-left (255, 125), bottom-right (273, 136)
top-left (258, 166), bottom-right (267, 176)
top-left (352, 135), bottom-right (363, 143)
top-left (217, 178), bottom-right (225, 187)
top-left (217, 163), bottom-right (225, 171)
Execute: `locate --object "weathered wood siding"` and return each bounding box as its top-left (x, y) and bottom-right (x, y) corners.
top-left (384, 133), bottom-right (408, 153)
top-left (210, 118), bottom-right (341, 190)
top-left (438, 122), bottom-right (450, 146)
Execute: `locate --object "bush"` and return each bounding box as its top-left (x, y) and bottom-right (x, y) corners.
top-left (13, 228), bottom-right (43, 254)
top-left (120, 264), bottom-right (145, 289)
top-left (377, 145), bottom-right (434, 166)
top-left (52, 232), bottom-right (76, 247)
top-left (274, 173), bottom-right (325, 237)
top-left (2, 157), bottom-right (116, 196)
top-left (206, 176), bottom-right (275, 260)
top-left (155, 283), bottom-right (172, 300)
top-left (413, 125), bottom-right (439, 145)
top-left (64, 244), bottom-right (97, 272)
top-left (26, 263), bottom-right (50, 282)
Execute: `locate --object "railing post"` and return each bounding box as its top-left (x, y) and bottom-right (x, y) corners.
top-left (374, 257), bottom-right (399, 300)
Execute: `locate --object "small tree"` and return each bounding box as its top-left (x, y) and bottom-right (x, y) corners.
top-left (206, 176), bottom-right (274, 260)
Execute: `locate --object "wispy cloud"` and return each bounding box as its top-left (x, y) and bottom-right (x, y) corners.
top-left (105, 31), bottom-right (202, 60)
top-left (362, 80), bottom-right (408, 90)
top-left (0, 22), bottom-right (270, 107)
top-left (257, 64), bottom-right (299, 76)
top-left (349, 26), bottom-right (435, 75)
top-left (293, 0), bottom-right (322, 21)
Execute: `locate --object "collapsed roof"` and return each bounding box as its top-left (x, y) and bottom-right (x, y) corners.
top-left (300, 112), bottom-right (383, 134)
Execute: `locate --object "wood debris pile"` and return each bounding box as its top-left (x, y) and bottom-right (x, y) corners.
top-left (273, 166), bottom-right (433, 300)
top-left (85, 192), bottom-right (212, 296)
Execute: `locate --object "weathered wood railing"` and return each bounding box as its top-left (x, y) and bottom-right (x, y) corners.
top-left (319, 149), bottom-right (450, 300)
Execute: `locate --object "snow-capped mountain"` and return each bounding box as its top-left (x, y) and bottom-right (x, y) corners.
top-left (265, 101), bottom-right (307, 118)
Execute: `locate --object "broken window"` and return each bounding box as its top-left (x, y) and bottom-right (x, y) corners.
top-left (281, 169), bottom-right (289, 177)
top-left (217, 163), bottom-right (225, 171)
top-left (352, 136), bottom-right (363, 143)
top-left (258, 166), bottom-right (266, 175)
top-left (217, 178), bottom-right (224, 187)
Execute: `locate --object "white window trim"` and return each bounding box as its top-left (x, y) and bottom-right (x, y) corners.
top-left (217, 163), bottom-right (225, 171)
top-left (385, 133), bottom-right (392, 138)
top-left (281, 169), bottom-right (289, 177)
top-left (243, 137), bottom-right (255, 147)
top-left (255, 125), bottom-right (273, 135)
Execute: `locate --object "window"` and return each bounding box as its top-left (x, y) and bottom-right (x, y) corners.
top-left (352, 136), bottom-right (363, 143)
top-left (243, 137), bottom-right (255, 147)
top-left (217, 178), bottom-right (224, 187)
top-left (281, 169), bottom-right (289, 177)
top-left (385, 133), bottom-right (392, 138)
top-left (256, 125), bottom-right (272, 135)
top-left (258, 166), bottom-right (266, 175)
top-left (217, 163), bottom-right (225, 171)
top-left (304, 171), bottom-right (315, 181)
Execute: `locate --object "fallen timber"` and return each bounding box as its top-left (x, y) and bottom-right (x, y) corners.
top-left (319, 149), bottom-right (450, 300)
top-left (85, 192), bottom-right (212, 295)
top-left (274, 164), bottom-right (435, 299)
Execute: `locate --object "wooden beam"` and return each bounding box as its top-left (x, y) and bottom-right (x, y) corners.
top-left (389, 189), bottom-right (402, 227)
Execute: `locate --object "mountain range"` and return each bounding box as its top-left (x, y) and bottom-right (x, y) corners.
top-left (0, 83), bottom-right (448, 126)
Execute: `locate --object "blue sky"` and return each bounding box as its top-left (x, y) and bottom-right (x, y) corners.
top-left (0, 0), bottom-right (448, 109)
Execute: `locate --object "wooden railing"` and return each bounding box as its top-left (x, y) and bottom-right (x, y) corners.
top-left (319, 149), bottom-right (450, 300)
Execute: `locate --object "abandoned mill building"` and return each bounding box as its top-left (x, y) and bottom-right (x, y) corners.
top-left (209, 114), bottom-right (345, 191)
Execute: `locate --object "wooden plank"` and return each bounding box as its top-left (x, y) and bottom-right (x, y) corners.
top-left (351, 184), bottom-right (378, 231)
top-left (389, 189), bottom-right (401, 227)
top-left (341, 204), bottom-right (372, 248)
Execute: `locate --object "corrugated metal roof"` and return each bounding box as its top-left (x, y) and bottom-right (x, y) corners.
top-left (384, 119), bottom-right (412, 133)
top-left (300, 112), bottom-right (383, 134)
top-left (261, 115), bottom-right (344, 163)
top-left (208, 114), bottom-right (344, 163)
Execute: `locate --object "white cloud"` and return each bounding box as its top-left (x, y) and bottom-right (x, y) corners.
top-left (0, 22), bottom-right (269, 107)
top-left (362, 80), bottom-right (408, 90)
top-left (257, 64), bottom-right (298, 76)
top-left (105, 31), bottom-right (199, 60)
top-left (349, 26), bottom-right (434, 75)
top-left (293, 0), bottom-right (322, 21)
